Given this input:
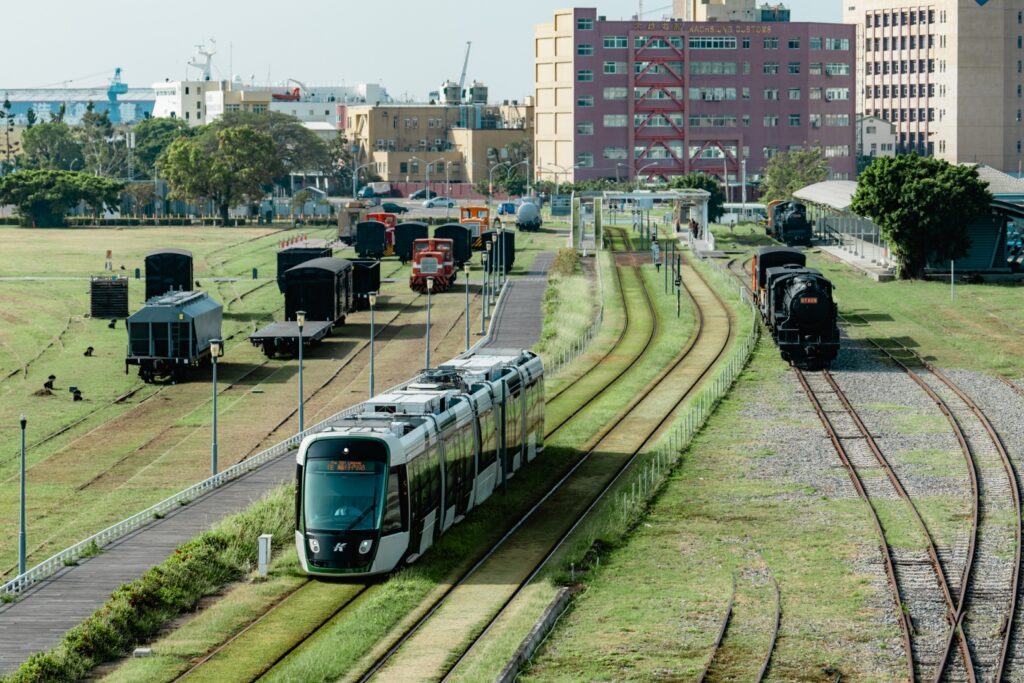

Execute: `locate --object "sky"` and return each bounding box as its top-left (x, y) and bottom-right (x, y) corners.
top-left (1, 0), bottom-right (841, 101)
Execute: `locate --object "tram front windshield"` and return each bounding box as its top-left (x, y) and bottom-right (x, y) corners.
top-left (303, 441), bottom-right (386, 532)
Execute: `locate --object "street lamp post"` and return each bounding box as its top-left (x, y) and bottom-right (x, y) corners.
top-left (486, 239), bottom-right (495, 306)
top-left (19, 415), bottom-right (26, 576)
top-left (210, 339), bottom-right (223, 476)
top-left (497, 225), bottom-right (506, 288)
top-left (445, 161), bottom-right (452, 220)
top-left (425, 278), bottom-right (434, 369)
top-left (296, 311), bottom-right (306, 433)
top-left (482, 250), bottom-right (490, 324)
top-left (352, 162), bottom-right (374, 199)
top-left (368, 292), bottom-right (377, 397)
top-left (464, 264), bottom-right (471, 351)
top-left (636, 161), bottom-right (660, 190)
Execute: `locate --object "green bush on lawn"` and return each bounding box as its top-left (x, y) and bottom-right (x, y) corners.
top-left (1, 485), bottom-right (295, 683)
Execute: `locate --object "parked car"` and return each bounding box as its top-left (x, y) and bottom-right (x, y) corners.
top-left (497, 202), bottom-right (517, 216)
top-left (381, 202), bottom-right (409, 214)
top-left (409, 188), bottom-right (438, 200)
top-left (424, 196), bottom-right (456, 208)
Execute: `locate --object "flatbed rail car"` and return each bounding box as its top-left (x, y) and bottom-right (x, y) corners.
top-left (276, 239), bottom-right (333, 292)
top-left (144, 249), bottom-right (193, 300)
top-left (126, 290), bottom-right (223, 383)
top-left (434, 223), bottom-right (473, 267)
top-left (249, 257), bottom-right (355, 357)
top-left (394, 222), bottom-right (429, 264)
top-left (752, 246), bottom-right (839, 368)
top-left (295, 349), bottom-right (544, 576)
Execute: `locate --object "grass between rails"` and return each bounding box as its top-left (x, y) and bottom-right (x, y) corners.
top-left (521, 338), bottom-right (904, 682)
top-left (0, 485), bottom-right (295, 683)
top-left (534, 249), bottom-right (599, 367)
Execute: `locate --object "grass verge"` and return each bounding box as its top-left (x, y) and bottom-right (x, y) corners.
top-left (0, 485), bottom-right (295, 683)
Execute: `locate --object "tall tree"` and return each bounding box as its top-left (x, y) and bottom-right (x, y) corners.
top-left (208, 111), bottom-right (330, 173)
top-left (669, 172), bottom-right (726, 222)
top-left (20, 122), bottom-right (84, 171)
top-left (851, 154), bottom-right (992, 280)
top-left (0, 169), bottom-right (123, 226)
top-left (133, 117), bottom-right (192, 176)
top-left (76, 102), bottom-right (127, 178)
top-left (159, 125), bottom-right (283, 225)
top-left (760, 148), bottom-right (829, 202)
top-left (25, 109), bottom-right (36, 129)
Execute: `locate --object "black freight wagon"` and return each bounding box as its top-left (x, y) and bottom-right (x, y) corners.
top-left (277, 240), bottom-right (333, 292)
top-left (355, 221), bottom-right (389, 259)
top-left (145, 249), bottom-right (193, 300)
top-left (394, 222), bottom-right (429, 263)
top-left (351, 259), bottom-right (381, 311)
top-left (434, 223), bottom-right (473, 267)
top-left (249, 257), bottom-right (355, 357)
top-left (126, 290), bottom-right (223, 383)
top-left (481, 230), bottom-right (516, 273)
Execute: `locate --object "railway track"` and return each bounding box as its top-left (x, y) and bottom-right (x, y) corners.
top-left (356, 246), bottom-right (734, 682)
top-left (698, 571), bottom-right (780, 683)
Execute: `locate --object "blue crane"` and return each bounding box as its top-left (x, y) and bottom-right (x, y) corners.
top-left (107, 68), bottom-right (127, 123)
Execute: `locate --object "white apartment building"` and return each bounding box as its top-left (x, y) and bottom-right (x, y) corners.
top-left (845, 0), bottom-right (1024, 172)
top-left (151, 80), bottom-right (211, 125)
top-left (857, 114), bottom-right (897, 158)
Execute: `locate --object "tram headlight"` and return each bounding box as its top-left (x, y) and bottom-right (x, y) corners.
top-left (359, 539), bottom-right (373, 555)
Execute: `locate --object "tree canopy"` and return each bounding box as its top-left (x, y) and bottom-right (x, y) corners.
top-left (78, 103), bottom-right (128, 178)
top-left (208, 111), bottom-right (330, 173)
top-left (851, 154), bottom-right (992, 279)
top-left (0, 169), bottom-right (124, 227)
top-left (133, 117), bottom-right (193, 176)
top-left (669, 172), bottom-right (725, 222)
top-left (158, 125), bottom-right (283, 225)
top-left (19, 122), bottom-right (84, 171)
top-left (760, 148), bottom-right (829, 202)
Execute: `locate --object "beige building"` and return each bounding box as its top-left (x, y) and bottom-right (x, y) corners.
top-left (845, 0), bottom-right (1024, 172)
top-left (673, 0), bottom-right (757, 22)
top-left (340, 102), bottom-right (532, 184)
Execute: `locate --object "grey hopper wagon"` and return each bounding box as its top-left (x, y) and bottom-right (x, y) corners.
top-left (126, 290), bottom-right (223, 383)
top-left (144, 249), bottom-right (193, 300)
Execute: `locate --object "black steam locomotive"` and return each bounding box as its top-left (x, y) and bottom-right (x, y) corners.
top-left (752, 247), bottom-right (839, 368)
top-left (769, 201), bottom-right (813, 247)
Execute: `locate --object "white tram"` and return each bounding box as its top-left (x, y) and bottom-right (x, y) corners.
top-left (295, 350), bottom-right (544, 576)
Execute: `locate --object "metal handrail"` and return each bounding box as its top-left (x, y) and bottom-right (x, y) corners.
top-left (2, 269), bottom-right (517, 598)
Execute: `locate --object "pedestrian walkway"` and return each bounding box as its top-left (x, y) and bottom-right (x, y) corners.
top-left (817, 234), bottom-right (895, 282)
top-left (0, 252), bottom-right (555, 675)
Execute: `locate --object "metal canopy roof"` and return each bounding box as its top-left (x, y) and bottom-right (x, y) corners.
top-left (792, 181), bottom-right (859, 212)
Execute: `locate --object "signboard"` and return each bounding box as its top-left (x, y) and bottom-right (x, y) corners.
top-left (550, 194), bottom-right (571, 217)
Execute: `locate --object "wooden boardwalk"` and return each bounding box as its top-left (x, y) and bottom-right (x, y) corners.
top-left (0, 252), bottom-right (553, 674)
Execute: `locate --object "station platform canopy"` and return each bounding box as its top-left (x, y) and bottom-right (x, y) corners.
top-left (601, 189), bottom-right (711, 206)
top-left (793, 181), bottom-right (858, 213)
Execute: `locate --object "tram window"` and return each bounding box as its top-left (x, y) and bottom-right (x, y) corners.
top-left (382, 468), bottom-right (403, 533)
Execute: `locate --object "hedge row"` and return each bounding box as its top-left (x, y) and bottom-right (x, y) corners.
top-left (1, 485), bottom-right (294, 683)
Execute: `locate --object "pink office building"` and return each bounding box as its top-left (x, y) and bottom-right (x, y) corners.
top-left (534, 8), bottom-right (858, 189)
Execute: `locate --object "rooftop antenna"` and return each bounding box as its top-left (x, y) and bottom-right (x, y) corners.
top-left (188, 39), bottom-right (216, 81)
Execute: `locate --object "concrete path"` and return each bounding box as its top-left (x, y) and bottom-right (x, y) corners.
top-left (0, 252), bottom-right (554, 674)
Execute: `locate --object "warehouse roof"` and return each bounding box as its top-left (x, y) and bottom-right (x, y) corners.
top-left (792, 180), bottom-right (859, 212)
top-left (965, 164), bottom-right (1024, 199)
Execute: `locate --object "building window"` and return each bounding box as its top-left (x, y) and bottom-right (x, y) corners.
top-left (810, 113), bottom-right (822, 128)
top-left (603, 147), bottom-right (628, 160)
top-left (603, 87), bottom-right (628, 100)
top-left (764, 115), bottom-right (779, 127)
top-left (742, 38), bottom-right (750, 48)
top-left (789, 88), bottom-right (801, 100)
top-left (824, 145), bottom-right (850, 157)
top-left (688, 115), bottom-right (737, 128)
top-left (603, 61), bottom-right (627, 74)
top-left (743, 61), bottom-right (751, 75)
top-left (764, 62), bottom-right (780, 75)
top-left (742, 115), bottom-right (751, 127)
top-left (577, 121), bottom-right (593, 135)
top-left (689, 36), bottom-right (737, 49)
top-left (577, 44), bottom-right (593, 56)
top-left (603, 36), bottom-right (628, 49)
top-left (826, 63), bottom-right (850, 76)
top-left (764, 88), bottom-right (780, 100)
top-left (825, 114), bottom-right (850, 126)
top-left (788, 38), bottom-right (800, 49)
top-left (577, 17), bottom-right (593, 30)
top-left (810, 37), bottom-right (822, 50)
top-left (576, 152), bottom-right (594, 167)
top-left (578, 95), bottom-right (594, 107)
top-left (810, 87), bottom-right (822, 100)
top-left (689, 87), bottom-right (737, 101)
top-left (742, 87), bottom-right (751, 99)
top-left (399, 162), bottom-right (408, 174)
top-left (577, 69), bottom-right (593, 82)
top-left (603, 114), bottom-right (628, 127)
top-left (824, 38), bottom-right (850, 51)
top-left (788, 62), bottom-right (801, 74)
top-left (788, 114), bottom-right (801, 126)
top-left (411, 161), bottom-right (419, 173)
top-left (689, 61), bottom-right (737, 75)
top-left (764, 37), bottom-right (779, 49)
top-left (810, 62), bottom-right (822, 75)
top-left (825, 88), bottom-right (850, 101)
top-left (763, 146), bottom-right (779, 159)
